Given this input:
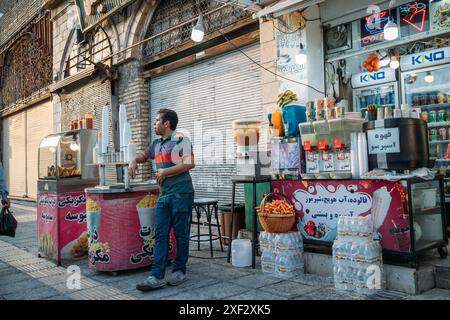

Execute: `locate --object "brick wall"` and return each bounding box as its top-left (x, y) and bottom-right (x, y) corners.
top-left (0, 0), bottom-right (46, 49)
top-left (117, 60), bottom-right (151, 182)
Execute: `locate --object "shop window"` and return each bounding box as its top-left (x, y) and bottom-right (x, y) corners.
top-left (64, 26), bottom-right (112, 78)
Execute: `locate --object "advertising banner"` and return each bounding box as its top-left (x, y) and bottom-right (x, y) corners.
top-left (86, 191), bottom-right (177, 271)
top-left (272, 180), bottom-right (411, 252)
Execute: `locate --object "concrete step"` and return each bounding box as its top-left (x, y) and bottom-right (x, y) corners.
top-left (435, 266), bottom-right (450, 289)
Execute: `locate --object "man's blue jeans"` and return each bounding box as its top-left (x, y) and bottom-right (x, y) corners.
top-left (151, 192), bottom-right (194, 280)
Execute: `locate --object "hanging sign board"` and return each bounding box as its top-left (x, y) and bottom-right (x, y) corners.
top-left (367, 127), bottom-right (401, 154)
top-left (399, 0), bottom-right (430, 37)
top-left (400, 46), bottom-right (450, 71)
top-left (351, 68), bottom-right (397, 89)
top-left (75, 0), bottom-right (137, 33)
top-left (360, 9), bottom-right (393, 47)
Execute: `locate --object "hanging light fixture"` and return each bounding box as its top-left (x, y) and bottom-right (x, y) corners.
top-left (295, 43), bottom-right (307, 65)
top-left (384, 18), bottom-right (399, 41)
top-left (389, 52), bottom-right (400, 69)
top-left (379, 51), bottom-right (391, 67)
top-left (191, 14), bottom-right (205, 43)
top-left (424, 71), bottom-right (434, 83)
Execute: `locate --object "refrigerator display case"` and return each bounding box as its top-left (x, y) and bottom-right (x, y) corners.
top-left (351, 68), bottom-right (399, 115)
top-left (400, 47), bottom-right (450, 234)
top-left (37, 129), bottom-right (99, 265)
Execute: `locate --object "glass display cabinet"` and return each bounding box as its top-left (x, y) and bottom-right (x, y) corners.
top-left (38, 129), bottom-right (98, 184)
top-left (37, 129), bottom-right (99, 266)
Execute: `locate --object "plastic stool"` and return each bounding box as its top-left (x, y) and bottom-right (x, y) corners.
top-left (190, 198), bottom-right (224, 257)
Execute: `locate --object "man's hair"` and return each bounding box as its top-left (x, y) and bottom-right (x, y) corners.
top-left (157, 108), bottom-right (178, 130)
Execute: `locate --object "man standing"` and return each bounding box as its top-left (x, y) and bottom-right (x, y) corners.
top-left (129, 108), bottom-right (195, 291)
top-left (0, 162), bottom-right (10, 208)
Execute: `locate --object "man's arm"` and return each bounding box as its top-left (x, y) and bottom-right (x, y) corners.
top-left (128, 152), bottom-right (150, 179)
top-left (156, 155), bottom-right (195, 185)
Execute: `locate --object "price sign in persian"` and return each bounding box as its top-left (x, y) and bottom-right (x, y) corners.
top-left (367, 128), bottom-right (400, 154)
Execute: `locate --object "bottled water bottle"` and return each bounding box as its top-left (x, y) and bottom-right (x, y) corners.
top-left (261, 249), bottom-right (276, 274)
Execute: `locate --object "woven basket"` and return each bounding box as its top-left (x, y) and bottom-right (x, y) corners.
top-left (257, 192), bottom-right (295, 233)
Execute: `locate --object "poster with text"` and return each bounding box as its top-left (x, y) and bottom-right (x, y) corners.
top-left (272, 180), bottom-right (411, 252)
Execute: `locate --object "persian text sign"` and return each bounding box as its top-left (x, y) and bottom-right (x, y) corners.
top-left (272, 180), bottom-right (411, 252)
top-left (367, 128), bottom-right (400, 154)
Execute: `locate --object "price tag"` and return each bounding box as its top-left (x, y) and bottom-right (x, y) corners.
top-left (367, 128), bottom-right (400, 154)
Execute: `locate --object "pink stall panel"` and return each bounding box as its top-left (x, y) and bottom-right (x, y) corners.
top-left (86, 191), bottom-right (177, 272)
top-left (37, 192), bottom-right (88, 265)
top-left (272, 180), bottom-right (410, 252)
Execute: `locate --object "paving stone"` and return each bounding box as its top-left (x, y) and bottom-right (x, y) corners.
top-left (190, 262), bottom-right (253, 281)
top-left (259, 280), bottom-right (319, 299)
top-left (291, 273), bottom-right (335, 287)
top-left (3, 285), bottom-right (61, 300)
top-left (403, 288), bottom-right (450, 300)
top-left (229, 273), bottom-right (284, 289)
top-left (291, 287), bottom-right (366, 300)
top-left (0, 271), bottom-right (32, 286)
top-left (136, 277), bottom-right (222, 300)
top-left (0, 277), bottom-right (45, 295)
top-left (165, 282), bottom-right (249, 300)
top-left (227, 289), bottom-right (288, 300)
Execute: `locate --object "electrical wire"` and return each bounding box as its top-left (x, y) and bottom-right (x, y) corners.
top-left (217, 30), bottom-right (326, 95)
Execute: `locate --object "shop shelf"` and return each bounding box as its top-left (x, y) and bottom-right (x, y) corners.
top-left (413, 206), bottom-right (442, 215)
top-left (429, 140), bottom-right (450, 145)
top-left (414, 103), bottom-right (450, 110)
top-left (427, 121), bottom-right (450, 128)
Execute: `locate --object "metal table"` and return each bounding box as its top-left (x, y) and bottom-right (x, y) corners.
top-left (227, 176), bottom-right (272, 268)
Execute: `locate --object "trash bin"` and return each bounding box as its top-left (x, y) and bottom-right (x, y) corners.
top-left (219, 203), bottom-right (245, 245)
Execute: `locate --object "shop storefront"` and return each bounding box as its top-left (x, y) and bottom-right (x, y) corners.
top-left (143, 0), bottom-right (263, 205)
top-left (2, 100), bottom-right (54, 199)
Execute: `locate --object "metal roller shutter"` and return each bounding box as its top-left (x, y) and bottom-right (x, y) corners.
top-left (2, 112), bottom-right (26, 198)
top-left (26, 101), bottom-right (54, 199)
top-left (150, 43), bottom-right (263, 205)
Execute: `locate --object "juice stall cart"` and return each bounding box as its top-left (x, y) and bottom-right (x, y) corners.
top-left (85, 184), bottom-right (176, 272)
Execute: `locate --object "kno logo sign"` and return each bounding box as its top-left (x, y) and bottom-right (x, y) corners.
top-left (360, 71), bottom-right (386, 83)
top-left (412, 51), bottom-right (445, 65)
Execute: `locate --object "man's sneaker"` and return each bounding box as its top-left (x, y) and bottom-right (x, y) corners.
top-left (167, 271), bottom-right (187, 286)
top-left (136, 276), bottom-right (166, 292)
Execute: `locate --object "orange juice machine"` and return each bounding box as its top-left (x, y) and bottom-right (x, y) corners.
top-left (232, 119), bottom-right (270, 177)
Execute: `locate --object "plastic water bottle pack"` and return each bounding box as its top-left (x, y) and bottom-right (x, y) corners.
top-left (259, 231), bottom-right (305, 278)
top-left (333, 215), bottom-right (385, 295)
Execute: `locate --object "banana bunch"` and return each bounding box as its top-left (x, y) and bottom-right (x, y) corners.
top-left (277, 90), bottom-right (298, 107)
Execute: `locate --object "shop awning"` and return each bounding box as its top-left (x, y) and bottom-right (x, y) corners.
top-left (254, 0), bottom-right (324, 18)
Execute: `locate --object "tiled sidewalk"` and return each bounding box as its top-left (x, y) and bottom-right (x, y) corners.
top-left (1, 203), bottom-right (448, 300)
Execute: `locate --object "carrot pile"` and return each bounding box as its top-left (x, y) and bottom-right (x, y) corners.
top-left (256, 199), bottom-right (294, 215)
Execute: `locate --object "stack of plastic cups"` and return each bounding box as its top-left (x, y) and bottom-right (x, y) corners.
top-left (259, 231), bottom-right (304, 278)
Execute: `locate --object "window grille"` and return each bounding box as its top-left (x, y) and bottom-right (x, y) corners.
top-left (143, 0), bottom-right (251, 58)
